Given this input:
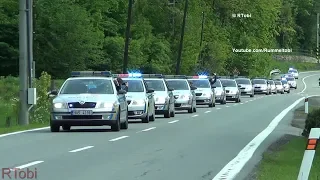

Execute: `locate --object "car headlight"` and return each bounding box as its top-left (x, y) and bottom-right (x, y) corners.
top-left (180, 95), bottom-right (190, 100)
top-left (53, 103), bottom-right (66, 109)
top-left (99, 102), bottom-right (115, 109)
top-left (132, 99), bottom-right (145, 105)
top-left (202, 93), bottom-right (211, 97)
top-left (156, 97), bottom-right (166, 103)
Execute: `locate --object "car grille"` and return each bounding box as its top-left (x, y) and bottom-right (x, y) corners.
top-left (196, 93), bottom-right (202, 96)
top-left (62, 115), bottom-right (102, 119)
top-left (127, 100), bottom-right (131, 105)
top-left (174, 95), bottom-right (179, 99)
top-left (68, 102), bottom-right (96, 108)
top-left (226, 90), bottom-right (230, 93)
top-left (240, 87), bottom-right (245, 89)
top-left (175, 103), bottom-right (181, 107)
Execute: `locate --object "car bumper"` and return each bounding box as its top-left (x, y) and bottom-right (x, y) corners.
top-left (226, 93), bottom-right (238, 100)
top-left (128, 104), bottom-right (147, 119)
top-left (289, 84), bottom-right (297, 88)
top-left (174, 99), bottom-right (192, 110)
top-left (240, 89), bottom-right (253, 95)
top-left (155, 103), bottom-right (169, 114)
top-left (196, 96), bottom-right (212, 105)
top-left (51, 111), bottom-right (118, 126)
top-left (215, 94), bottom-right (224, 102)
top-left (254, 89), bottom-right (268, 93)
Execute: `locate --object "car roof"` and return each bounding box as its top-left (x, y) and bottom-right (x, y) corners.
top-left (166, 79), bottom-right (187, 81)
top-left (220, 79), bottom-right (235, 81)
top-left (66, 77), bottom-right (113, 80)
top-left (144, 78), bottom-right (164, 80)
top-left (235, 78), bottom-right (250, 80)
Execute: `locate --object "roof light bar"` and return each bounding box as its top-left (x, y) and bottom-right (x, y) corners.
top-left (163, 75), bottom-right (187, 79)
top-left (141, 74), bottom-right (163, 78)
top-left (71, 71), bottom-right (112, 77)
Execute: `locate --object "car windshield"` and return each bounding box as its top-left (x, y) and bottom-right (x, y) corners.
top-left (281, 80), bottom-right (288, 84)
top-left (144, 79), bottom-right (165, 91)
top-left (275, 81), bottom-right (282, 85)
top-left (212, 80), bottom-right (222, 87)
top-left (236, 79), bottom-right (250, 84)
top-left (268, 81), bottom-right (274, 85)
top-left (220, 80), bottom-right (237, 87)
top-left (252, 79), bottom-right (266, 84)
top-left (286, 77), bottom-right (295, 81)
top-left (166, 80), bottom-right (189, 90)
top-left (60, 79), bottom-right (114, 94)
top-left (288, 70), bottom-right (297, 73)
top-left (125, 80), bottom-right (145, 92)
top-left (188, 79), bottom-right (210, 88)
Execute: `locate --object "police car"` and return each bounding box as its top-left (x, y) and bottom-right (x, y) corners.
top-left (143, 74), bottom-right (175, 118)
top-left (113, 73), bottom-right (156, 123)
top-left (288, 68), bottom-right (299, 79)
top-left (281, 78), bottom-right (291, 93)
top-left (235, 77), bottom-right (254, 97)
top-left (212, 79), bottom-right (227, 104)
top-left (285, 74), bottom-right (297, 89)
top-left (219, 76), bottom-right (241, 103)
top-left (252, 78), bottom-right (271, 95)
top-left (187, 75), bottom-right (216, 107)
top-left (164, 75), bottom-right (197, 113)
top-left (48, 71), bottom-right (129, 132)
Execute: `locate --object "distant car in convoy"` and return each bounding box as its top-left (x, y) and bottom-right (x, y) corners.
top-left (187, 75), bottom-right (216, 107)
top-left (252, 78), bottom-right (270, 95)
top-left (268, 80), bottom-right (277, 94)
top-left (212, 79), bottom-right (226, 104)
top-left (235, 77), bottom-right (254, 97)
top-left (274, 80), bottom-right (285, 94)
top-left (286, 76), bottom-right (297, 89)
top-left (220, 78), bottom-right (241, 103)
top-left (281, 79), bottom-right (290, 93)
top-left (288, 68), bottom-right (299, 79)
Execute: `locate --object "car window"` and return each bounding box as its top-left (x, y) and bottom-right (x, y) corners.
top-left (125, 80), bottom-right (145, 92)
top-left (275, 81), bottom-right (282, 85)
top-left (268, 81), bottom-right (275, 85)
top-left (286, 77), bottom-right (295, 81)
top-left (281, 80), bottom-right (288, 84)
top-left (188, 79), bottom-right (210, 88)
top-left (144, 79), bottom-right (165, 91)
top-left (252, 79), bottom-right (266, 84)
top-left (60, 79), bottom-right (114, 94)
top-left (220, 80), bottom-right (237, 87)
top-left (235, 79), bottom-right (250, 84)
top-left (166, 80), bottom-right (189, 90)
top-left (288, 70), bottom-right (297, 73)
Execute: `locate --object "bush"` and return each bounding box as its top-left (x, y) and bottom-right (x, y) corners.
top-left (302, 108), bottom-right (320, 137)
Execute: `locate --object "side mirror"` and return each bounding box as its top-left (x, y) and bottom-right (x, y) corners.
top-left (48, 90), bottom-right (58, 98)
top-left (147, 88), bottom-right (155, 93)
top-left (190, 86), bottom-right (197, 90)
top-left (118, 90), bottom-right (126, 94)
top-left (168, 87), bottom-right (174, 91)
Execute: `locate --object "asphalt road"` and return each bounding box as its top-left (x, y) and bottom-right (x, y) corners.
top-left (0, 72), bottom-right (319, 180)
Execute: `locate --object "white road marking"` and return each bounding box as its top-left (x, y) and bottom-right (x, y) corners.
top-left (192, 114), bottom-right (199, 117)
top-left (109, 136), bottom-right (129, 141)
top-left (240, 103), bottom-right (244, 105)
top-left (244, 101), bottom-right (248, 103)
top-left (233, 104), bottom-right (238, 106)
top-left (0, 127), bottom-right (49, 138)
top-left (168, 120), bottom-right (179, 124)
top-left (69, 146), bottom-right (94, 153)
top-left (216, 108), bottom-right (221, 110)
top-left (205, 111), bottom-right (211, 113)
top-left (225, 106), bottom-right (230, 108)
top-left (298, 74), bottom-right (319, 94)
top-left (11, 161), bottom-right (44, 171)
top-left (141, 127), bottom-right (156, 132)
top-left (212, 97), bottom-right (305, 180)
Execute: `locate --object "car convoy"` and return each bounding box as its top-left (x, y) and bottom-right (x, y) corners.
top-left (48, 68), bottom-right (299, 132)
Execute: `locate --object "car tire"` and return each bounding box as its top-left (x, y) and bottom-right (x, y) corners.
top-left (281, 91), bottom-right (284, 94)
top-left (295, 87), bottom-right (297, 89)
top-left (170, 107), bottom-right (175, 117)
top-left (250, 94), bottom-right (254, 97)
top-left (111, 113), bottom-right (121, 131)
top-left (287, 90), bottom-right (290, 93)
top-left (164, 109), bottom-right (170, 118)
top-left (120, 111), bottom-right (128, 129)
top-left (50, 121), bottom-right (60, 132)
top-left (188, 105), bottom-right (193, 113)
top-left (62, 125), bottom-right (71, 131)
top-left (209, 100), bottom-right (215, 107)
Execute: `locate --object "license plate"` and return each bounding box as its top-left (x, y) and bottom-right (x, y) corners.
top-left (71, 110), bottom-right (93, 115)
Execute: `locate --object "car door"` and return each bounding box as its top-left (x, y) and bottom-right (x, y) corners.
top-left (143, 80), bottom-right (155, 114)
top-left (164, 80), bottom-right (174, 108)
top-left (114, 81), bottom-right (127, 120)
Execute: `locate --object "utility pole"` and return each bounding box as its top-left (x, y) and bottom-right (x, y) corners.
top-left (175, 0), bottom-right (189, 75)
top-left (317, 13), bottom-right (319, 63)
top-left (168, 0), bottom-right (176, 35)
top-left (27, 0), bottom-right (33, 87)
top-left (19, 0), bottom-right (29, 125)
top-left (199, 12), bottom-right (205, 67)
top-left (123, 0), bottom-right (133, 74)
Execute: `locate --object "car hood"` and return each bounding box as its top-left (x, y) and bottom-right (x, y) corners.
top-left (172, 90), bottom-right (191, 96)
top-left (153, 91), bottom-right (168, 98)
top-left (125, 92), bottom-right (146, 100)
top-left (195, 88), bottom-right (212, 93)
top-left (53, 94), bottom-right (117, 103)
top-left (238, 84), bottom-right (252, 88)
top-left (224, 87), bottom-right (238, 91)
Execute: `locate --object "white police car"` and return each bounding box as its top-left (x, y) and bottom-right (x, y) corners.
top-left (143, 74), bottom-right (175, 118)
top-left (48, 71), bottom-right (128, 132)
top-left (114, 73), bottom-right (156, 123)
top-left (288, 68), bottom-right (299, 79)
top-left (187, 75), bottom-right (215, 107)
top-left (165, 75), bottom-right (197, 113)
top-left (285, 74), bottom-right (297, 89)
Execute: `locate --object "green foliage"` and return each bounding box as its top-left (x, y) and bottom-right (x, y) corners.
top-left (302, 108), bottom-right (320, 137)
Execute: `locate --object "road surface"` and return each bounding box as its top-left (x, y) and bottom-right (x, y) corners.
top-left (0, 72), bottom-right (319, 180)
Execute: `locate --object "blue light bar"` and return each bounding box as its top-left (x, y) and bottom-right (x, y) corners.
top-left (198, 75), bottom-right (208, 79)
top-left (142, 74), bottom-right (163, 78)
top-left (128, 73), bottom-right (142, 78)
top-left (71, 71), bottom-right (112, 77)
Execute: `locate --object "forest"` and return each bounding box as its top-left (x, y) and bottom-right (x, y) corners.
top-left (1, 0), bottom-right (320, 78)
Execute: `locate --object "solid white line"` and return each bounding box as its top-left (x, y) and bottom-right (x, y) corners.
top-left (192, 114), bottom-right (199, 117)
top-left (240, 103), bottom-right (244, 105)
top-left (216, 107), bottom-right (221, 109)
top-left (0, 127), bottom-right (49, 138)
top-left (69, 146), bottom-right (94, 153)
top-left (141, 127), bottom-right (156, 132)
top-left (12, 161), bottom-right (44, 170)
top-left (205, 111), bottom-right (211, 113)
top-left (168, 120), bottom-right (179, 124)
top-left (298, 74), bottom-right (319, 94)
top-left (225, 106), bottom-right (230, 107)
top-left (212, 97), bottom-right (305, 180)
top-left (233, 104), bottom-right (238, 106)
top-left (109, 136), bottom-right (129, 141)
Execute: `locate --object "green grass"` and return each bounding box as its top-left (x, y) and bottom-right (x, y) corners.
top-left (0, 123), bottom-right (49, 134)
top-left (256, 136), bottom-right (320, 180)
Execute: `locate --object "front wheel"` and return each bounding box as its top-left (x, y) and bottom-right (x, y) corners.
top-left (120, 111), bottom-right (128, 129)
top-left (62, 125), bottom-right (71, 131)
top-left (111, 113), bottom-right (121, 131)
top-left (50, 121), bottom-right (60, 132)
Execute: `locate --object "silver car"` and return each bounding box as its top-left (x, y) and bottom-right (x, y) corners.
top-left (212, 79), bottom-right (226, 104)
top-left (286, 76), bottom-right (297, 89)
top-left (268, 80), bottom-right (277, 94)
top-left (143, 74), bottom-right (175, 118)
top-left (188, 76), bottom-right (215, 107)
top-left (165, 75), bottom-right (197, 113)
top-left (252, 78), bottom-right (270, 95)
top-left (49, 71), bottom-right (128, 132)
top-left (281, 79), bottom-right (291, 93)
top-left (274, 80), bottom-right (284, 94)
top-left (235, 78), bottom-right (254, 97)
top-left (114, 74), bottom-right (156, 123)
top-left (220, 79), bottom-right (241, 103)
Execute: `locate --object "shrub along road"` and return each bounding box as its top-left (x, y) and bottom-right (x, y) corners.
top-left (0, 72), bottom-right (319, 180)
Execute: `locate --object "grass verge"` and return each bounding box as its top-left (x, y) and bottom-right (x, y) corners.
top-left (256, 136), bottom-right (320, 180)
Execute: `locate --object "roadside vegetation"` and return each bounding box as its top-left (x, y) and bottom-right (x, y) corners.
top-left (256, 100), bottom-right (320, 180)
